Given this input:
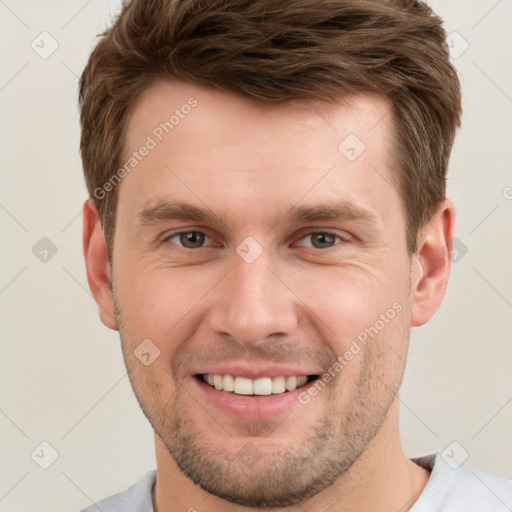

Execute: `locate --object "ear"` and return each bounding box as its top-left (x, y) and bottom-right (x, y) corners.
top-left (82, 199), bottom-right (118, 331)
top-left (410, 199), bottom-right (456, 327)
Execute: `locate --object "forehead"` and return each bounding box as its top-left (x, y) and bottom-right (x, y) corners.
top-left (117, 78), bottom-right (401, 231)
top-left (125, 78), bottom-right (393, 151)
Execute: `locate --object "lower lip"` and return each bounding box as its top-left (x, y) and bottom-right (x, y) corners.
top-left (191, 376), bottom-right (315, 420)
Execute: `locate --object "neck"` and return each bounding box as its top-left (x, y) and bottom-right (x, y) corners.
top-left (152, 401), bottom-right (430, 512)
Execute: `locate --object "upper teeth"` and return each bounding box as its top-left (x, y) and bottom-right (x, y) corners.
top-left (202, 374), bottom-right (309, 395)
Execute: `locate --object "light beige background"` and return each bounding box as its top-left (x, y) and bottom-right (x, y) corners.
top-left (0, 1), bottom-right (511, 511)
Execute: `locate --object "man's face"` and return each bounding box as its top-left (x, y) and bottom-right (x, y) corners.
top-left (111, 79), bottom-right (413, 507)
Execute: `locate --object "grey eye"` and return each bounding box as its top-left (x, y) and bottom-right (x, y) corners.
top-left (299, 232), bottom-right (341, 249)
top-left (167, 231), bottom-right (211, 249)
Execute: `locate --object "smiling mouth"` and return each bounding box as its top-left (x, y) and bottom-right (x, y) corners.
top-left (196, 373), bottom-right (319, 396)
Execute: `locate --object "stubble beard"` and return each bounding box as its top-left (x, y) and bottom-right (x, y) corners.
top-left (113, 291), bottom-right (410, 508)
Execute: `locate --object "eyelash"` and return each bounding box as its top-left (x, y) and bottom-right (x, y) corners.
top-left (162, 230), bottom-right (347, 250)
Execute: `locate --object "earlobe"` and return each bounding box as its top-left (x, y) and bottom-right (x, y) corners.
top-left (82, 199), bottom-right (118, 331)
top-left (411, 199), bottom-right (456, 327)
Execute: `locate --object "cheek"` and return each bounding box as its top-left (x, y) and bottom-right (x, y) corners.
top-left (113, 262), bottom-right (229, 365)
top-left (288, 262), bottom-right (411, 399)
top-left (114, 262), bottom-right (197, 327)
top-left (290, 263), bottom-right (409, 346)
top-left (322, 304), bottom-right (410, 423)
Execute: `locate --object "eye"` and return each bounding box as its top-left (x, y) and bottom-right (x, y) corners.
top-left (164, 231), bottom-right (213, 249)
top-left (296, 231), bottom-right (345, 249)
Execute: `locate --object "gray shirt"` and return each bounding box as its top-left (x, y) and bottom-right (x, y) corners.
top-left (79, 452), bottom-right (512, 511)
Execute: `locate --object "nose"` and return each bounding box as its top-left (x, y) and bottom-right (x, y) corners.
top-left (208, 249), bottom-right (299, 346)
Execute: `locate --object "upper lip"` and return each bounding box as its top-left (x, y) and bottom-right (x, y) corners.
top-left (191, 364), bottom-right (321, 380)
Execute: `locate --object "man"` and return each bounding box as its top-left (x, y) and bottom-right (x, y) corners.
top-left (78, 0), bottom-right (511, 510)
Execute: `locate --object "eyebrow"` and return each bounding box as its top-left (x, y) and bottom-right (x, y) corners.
top-left (137, 201), bottom-right (222, 225)
top-left (288, 203), bottom-right (378, 226)
top-left (135, 199), bottom-right (379, 230)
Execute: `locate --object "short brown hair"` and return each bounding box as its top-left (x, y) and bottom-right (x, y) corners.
top-left (79, 0), bottom-right (462, 257)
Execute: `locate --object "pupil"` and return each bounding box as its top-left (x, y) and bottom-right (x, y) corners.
top-left (181, 231), bottom-right (204, 248)
top-left (312, 233), bottom-right (334, 248)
